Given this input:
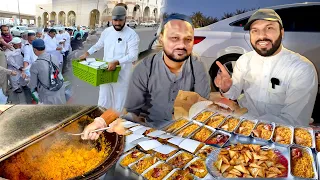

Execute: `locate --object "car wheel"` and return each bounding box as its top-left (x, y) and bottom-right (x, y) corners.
top-left (209, 53), bottom-right (241, 91)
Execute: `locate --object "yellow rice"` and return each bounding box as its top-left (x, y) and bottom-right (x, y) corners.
top-left (294, 128), bottom-right (312, 147)
top-left (273, 126), bottom-right (292, 145)
top-left (291, 150), bottom-right (314, 178)
top-left (206, 115), bottom-right (225, 128)
top-left (194, 111), bottom-right (214, 122)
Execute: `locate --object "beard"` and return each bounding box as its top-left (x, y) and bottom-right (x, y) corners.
top-left (251, 33), bottom-right (282, 57)
top-left (113, 24), bottom-right (125, 31)
top-left (163, 47), bottom-right (191, 62)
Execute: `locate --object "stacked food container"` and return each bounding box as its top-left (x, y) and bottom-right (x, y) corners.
top-left (118, 108), bottom-right (320, 179)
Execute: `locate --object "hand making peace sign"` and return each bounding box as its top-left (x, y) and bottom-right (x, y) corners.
top-left (214, 61), bottom-right (233, 93)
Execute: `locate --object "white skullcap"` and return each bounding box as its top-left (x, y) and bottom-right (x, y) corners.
top-left (10, 37), bottom-right (22, 44)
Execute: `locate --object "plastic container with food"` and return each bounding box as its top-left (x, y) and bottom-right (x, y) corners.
top-left (152, 145), bottom-right (179, 161)
top-left (163, 168), bottom-right (195, 180)
top-left (195, 145), bottom-right (216, 159)
top-left (142, 161), bottom-right (173, 180)
top-left (129, 155), bottom-right (159, 176)
top-left (166, 151), bottom-right (194, 169)
top-left (192, 109), bottom-right (215, 123)
top-left (315, 131), bottom-right (320, 152)
top-left (183, 157), bottom-right (209, 179)
top-left (272, 124), bottom-right (294, 147)
top-left (189, 126), bottom-right (215, 142)
top-left (162, 118), bottom-right (191, 134)
top-left (174, 121), bottom-right (201, 138)
top-left (317, 152), bottom-right (320, 179)
top-left (205, 114), bottom-right (226, 129)
top-left (119, 149), bottom-right (146, 168)
top-left (179, 138), bottom-right (205, 154)
top-left (218, 116), bottom-right (241, 133)
top-left (234, 119), bottom-right (258, 137)
top-left (251, 121), bottom-right (275, 142)
top-left (205, 130), bottom-right (231, 148)
top-left (156, 133), bottom-right (175, 144)
top-left (293, 126), bottom-right (315, 148)
top-left (289, 145), bottom-right (318, 179)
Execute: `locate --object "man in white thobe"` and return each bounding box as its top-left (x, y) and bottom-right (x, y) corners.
top-left (43, 29), bottom-right (63, 70)
top-left (80, 6), bottom-right (140, 112)
top-left (21, 32), bottom-right (37, 81)
top-left (215, 9), bottom-right (318, 126)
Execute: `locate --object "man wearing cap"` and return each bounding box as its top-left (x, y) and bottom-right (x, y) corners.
top-left (21, 31), bottom-right (29, 48)
top-left (79, 6), bottom-right (140, 112)
top-left (43, 29), bottom-right (64, 70)
top-left (29, 39), bottom-right (66, 104)
top-left (215, 9), bottom-right (318, 126)
top-left (4, 37), bottom-right (25, 93)
top-left (22, 32), bottom-right (37, 79)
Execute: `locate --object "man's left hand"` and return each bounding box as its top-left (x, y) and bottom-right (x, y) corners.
top-left (108, 60), bottom-right (119, 71)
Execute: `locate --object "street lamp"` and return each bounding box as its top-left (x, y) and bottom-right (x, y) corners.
top-left (17, 0), bottom-right (21, 25)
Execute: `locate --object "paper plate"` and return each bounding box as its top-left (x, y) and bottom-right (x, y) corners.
top-left (189, 101), bottom-right (213, 119)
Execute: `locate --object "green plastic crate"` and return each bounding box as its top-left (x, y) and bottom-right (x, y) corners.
top-left (72, 59), bottom-right (121, 86)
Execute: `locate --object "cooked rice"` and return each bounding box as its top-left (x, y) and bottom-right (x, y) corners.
top-left (132, 156), bottom-right (158, 174)
top-left (294, 128), bottom-right (312, 147)
top-left (154, 150), bottom-right (178, 161)
top-left (220, 118), bottom-right (240, 132)
top-left (167, 170), bottom-right (194, 180)
top-left (187, 159), bottom-right (208, 178)
top-left (236, 120), bottom-right (255, 136)
top-left (192, 127), bottom-right (212, 142)
top-left (255, 123), bottom-right (273, 139)
top-left (120, 150), bottom-right (145, 167)
top-left (206, 115), bottom-right (225, 128)
top-left (176, 124), bottom-right (200, 137)
top-left (166, 119), bottom-right (189, 133)
top-left (273, 126), bottom-right (292, 145)
top-left (291, 150), bottom-right (314, 178)
top-left (194, 111), bottom-right (214, 122)
top-left (144, 163), bottom-right (173, 180)
top-left (168, 152), bottom-right (194, 168)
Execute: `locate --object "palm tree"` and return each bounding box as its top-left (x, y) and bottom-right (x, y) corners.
top-left (221, 12), bottom-right (234, 20)
top-left (235, 9), bottom-right (247, 15)
top-left (191, 11), bottom-right (206, 28)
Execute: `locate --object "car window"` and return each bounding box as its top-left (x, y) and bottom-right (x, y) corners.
top-left (230, 17), bottom-right (250, 27)
top-left (275, 5), bottom-right (320, 32)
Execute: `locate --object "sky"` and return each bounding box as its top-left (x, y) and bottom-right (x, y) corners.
top-left (0, 0), bottom-right (50, 15)
top-left (164, 0), bottom-right (320, 19)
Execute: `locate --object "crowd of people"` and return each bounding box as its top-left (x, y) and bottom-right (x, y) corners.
top-left (0, 24), bottom-right (87, 104)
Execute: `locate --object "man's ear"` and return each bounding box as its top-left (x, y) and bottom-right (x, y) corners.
top-left (281, 28), bottom-right (284, 39)
top-left (159, 33), bottom-right (163, 45)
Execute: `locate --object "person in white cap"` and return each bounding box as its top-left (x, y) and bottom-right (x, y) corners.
top-left (215, 9), bottom-right (318, 126)
top-left (20, 30), bottom-right (29, 48)
top-left (21, 32), bottom-right (37, 80)
top-left (5, 37), bottom-right (26, 93)
top-left (79, 5), bottom-right (140, 112)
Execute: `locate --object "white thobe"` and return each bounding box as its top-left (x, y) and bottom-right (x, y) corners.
top-left (43, 34), bottom-right (63, 66)
top-left (63, 32), bottom-right (71, 52)
top-left (224, 46), bottom-right (318, 126)
top-left (88, 26), bottom-right (140, 112)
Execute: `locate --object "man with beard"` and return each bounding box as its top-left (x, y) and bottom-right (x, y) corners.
top-left (79, 6), bottom-right (140, 112)
top-left (81, 13), bottom-right (210, 140)
top-left (1, 25), bottom-right (12, 43)
top-left (215, 9), bottom-right (318, 126)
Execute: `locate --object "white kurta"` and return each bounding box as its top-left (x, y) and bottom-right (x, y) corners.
top-left (43, 34), bottom-right (63, 66)
top-left (88, 26), bottom-right (140, 112)
top-left (224, 46), bottom-right (318, 126)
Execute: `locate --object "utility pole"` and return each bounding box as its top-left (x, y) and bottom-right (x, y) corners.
top-left (17, 0), bottom-right (21, 25)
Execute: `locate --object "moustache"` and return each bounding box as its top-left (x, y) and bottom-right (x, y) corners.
top-left (174, 48), bottom-right (187, 52)
top-left (256, 39), bottom-right (272, 44)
